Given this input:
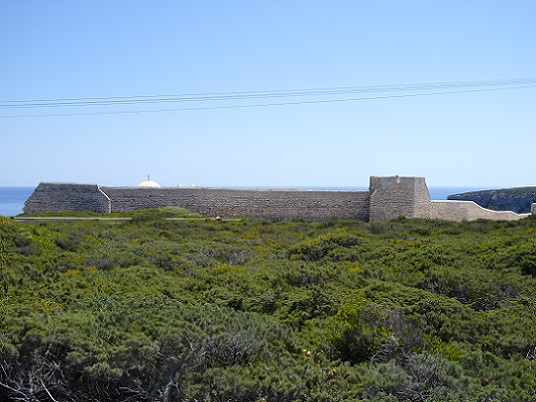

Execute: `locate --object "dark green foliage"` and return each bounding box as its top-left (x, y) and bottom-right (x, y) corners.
top-left (1, 212), bottom-right (536, 401)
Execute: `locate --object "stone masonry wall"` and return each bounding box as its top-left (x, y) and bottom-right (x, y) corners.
top-left (369, 176), bottom-right (431, 221)
top-left (100, 187), bottom-right (371, 222)
top-left (430, 200), bottom-right (530, 222)
top-left (23, 178), bottom-right (534, 222)
top-left (23, 183), bottom-right (111, 214)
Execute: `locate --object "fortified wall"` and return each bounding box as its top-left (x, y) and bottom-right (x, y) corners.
top-left (369, 176), bottom-right (431, 221)
top-left (101, 187), bottom-right (371, 221)
top-left (24, 183), bottom-right (111, 214)
top-left (23, 176), bottom-right (534, 222)
top-left (430, 201), bottom-right (530, 221)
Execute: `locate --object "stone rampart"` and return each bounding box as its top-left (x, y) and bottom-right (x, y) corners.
top-left (101, 187), bottom-right (370, 222)
top-left (22, 177), bottom-right (534, 222)
top-left (430, 200), bottom-right (530, 222)
top-left (369, 176), bottom-right (431, 221)
top-left (23, 183), bottom-right (111, 214)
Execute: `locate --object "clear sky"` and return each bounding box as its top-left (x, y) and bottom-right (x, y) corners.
top-left (1, 1), bottom-right (535, 188)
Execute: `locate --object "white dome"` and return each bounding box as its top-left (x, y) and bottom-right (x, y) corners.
top-left (138, 176), bottom-right (161, 188)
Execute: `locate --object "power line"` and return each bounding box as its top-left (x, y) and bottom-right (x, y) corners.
top-left (1, 79), bottom-right (535, 118)
top-left (2, 77), bottom-right (535, 108)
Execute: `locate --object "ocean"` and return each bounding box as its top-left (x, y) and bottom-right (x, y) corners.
top-left (0, 187), bottom-right (36, 217)
top-left (0, 186), bottom-right (478, 217)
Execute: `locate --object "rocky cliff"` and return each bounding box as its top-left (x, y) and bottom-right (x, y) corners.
top-left (448, 187), bottom-right (536, 214)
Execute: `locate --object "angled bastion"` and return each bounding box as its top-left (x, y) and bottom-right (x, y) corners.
top-left (23, 182), bottom-right (111, 214)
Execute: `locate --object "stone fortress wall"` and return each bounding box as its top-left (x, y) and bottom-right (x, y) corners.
top-left (101, 187), bottom-right (371, 222)
top-left (23, 176), bottom-right (534, 222)
top-left (369, 176), bottom-right (432, 221)
top-left (430, 200), bottom-right (530, 221)
top-left (24, 183), bottom-right (111, 214)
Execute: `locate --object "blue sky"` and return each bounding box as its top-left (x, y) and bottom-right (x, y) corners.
top-left (1, 1), bottom-right (535, 188)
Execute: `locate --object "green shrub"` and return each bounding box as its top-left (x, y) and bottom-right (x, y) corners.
top-left (2, 211), bottom-right (536, 400)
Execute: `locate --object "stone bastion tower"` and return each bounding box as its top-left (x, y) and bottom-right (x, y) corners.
top-left (369, 176), bottom-right (432, 221)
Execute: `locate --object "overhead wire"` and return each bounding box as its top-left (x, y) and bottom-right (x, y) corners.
top-left (1, 77), bottom-right (535, 118)
top-left (2, 77), bottom-right (535, 107)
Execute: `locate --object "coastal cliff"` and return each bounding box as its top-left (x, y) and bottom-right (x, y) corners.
top-left (448, 186), bottom-right (536, 214)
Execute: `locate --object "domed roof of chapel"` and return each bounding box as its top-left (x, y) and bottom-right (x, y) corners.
top-left (137, 176), bottom-right (161, 188)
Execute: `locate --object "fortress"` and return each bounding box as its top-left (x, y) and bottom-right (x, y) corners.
top-left (23, 176), bottom-right (534, 222)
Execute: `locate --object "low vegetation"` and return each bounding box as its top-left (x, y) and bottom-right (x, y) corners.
top-left (1, 209), bottom-right (535, 401)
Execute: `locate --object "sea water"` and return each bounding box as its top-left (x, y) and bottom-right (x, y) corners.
top-left (0, 186), bottom-right (478, 217)
top-left (0, 187), bottom-right (36, 217)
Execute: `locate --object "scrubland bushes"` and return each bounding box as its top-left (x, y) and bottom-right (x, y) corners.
top-left (1, 213), bottom-right (536, 401)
